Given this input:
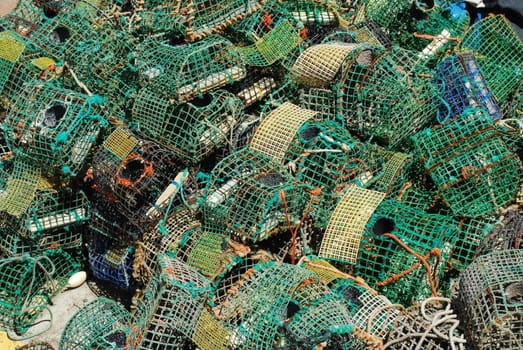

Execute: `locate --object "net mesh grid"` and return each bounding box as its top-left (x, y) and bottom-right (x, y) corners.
top-left (3, 83), bottom-right (106, 173)
top-left (135, 35), bottom-right (246, 103)
top-left (474, 207), bottom-right (523, 257)
top-left (192, 308), bottom-right (230, 350)
top-left (202, 148), bottom-right (310, 242)
top-left (59, 297), bottom-right (131, 350)
top-left (129, 255), bottom-right (211, 349)
top-left (458, 14), bottom-right (523, 104)
top-left (0, 159), bottom-right (41, 217)
top-left (0, 249), bottom-right (78, 334)
top-left (412, 108), bottom-right (522, 217)
top-left (299, 87), bottom-right (337, 120)
top-left (249, 102), bottom-right (317, 163)
top-left (356, 200), bottom-right (458, 305)
top-left (457, 249), bottom-right (523, 349)
top-left (133, 88), bottom-right (245, 164)
top-left (436, 52), bottom-right (502, 121)
top-left (0, 31), bottom-right (26, 95)
top-left (17, 341), bottom-right (55, 350)
top-left (318, 184), bottom-right (386, 264)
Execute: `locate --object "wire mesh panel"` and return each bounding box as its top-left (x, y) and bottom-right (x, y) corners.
top-left (192, 308), bottom-right (230, 350)
top-left (234, 2), bottom-right (303, 67)
top-left (458, 15), bottom-right (523, 105)
top-left (436, 53), bottom-right (501, 121)
top-left (457, 249), bottom-right (523, 349)
top-left (249, 102), bottom-right (317, 163)
top-left (3, 83), bottom-right (107, 174)
top-left (355, 0), bottom-right (412, 30)
top-left (474, 207), bottom-right (523, 257)
top-left (133, 88), bottom-right (245, 164)
top-left (202, 148), bottom-right (310, 242)
top-left (0, 249), bottom-right (79, 334)
top-left (0, 30), bottom-right (26, 95)
top-left (135, 35), bottom-right (246, 103)
top-left (128, 255), bottom-right (212, 349)
top-left (59, 297), bottom-right (131, 350)
top-left (412, 108), bottom-right (522, 217)
top-left (318, 185), bottom-right (386, 264)
top-left (0, 159), bottom-right (41, 217)
top-left (0, 0), bottom-right (61, 37)
top-left (88, 128), bottom-right (185, 229)
top-left (356, 200), bottom-right (458, 305)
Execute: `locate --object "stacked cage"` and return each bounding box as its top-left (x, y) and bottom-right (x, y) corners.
top-left (127, 254), bottom-right (212, 349)
top-left (202, 147), bottom-right (311, 243)
top-left (0, 249), bottom-right (79, 335)
top-left (457, 249), bottom-right (523, 349)
top-left (412, 108), bottom-right (521, 217)
top-left (59, 297), bottom-right (131, 350)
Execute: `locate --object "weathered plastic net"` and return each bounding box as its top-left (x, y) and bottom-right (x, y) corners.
top-left (89, 128), bottom-right (184, 229)
top-left (457, 249), bottom-right (523, 349)
top-left (59, 297), bottom-right (131, 350)
top-left (0, 30), bottom-right (26, 95)
top-left (135, 35), bottom-right (246, 103)
top-left (0, 249), bottom-right (78, 335)
top-left (412, 108), bottom-right (521, 217)
top-left (458, 15), bottom-right (523, 105)
top-left (132, 88), bottom-right (245, 164)
top-left (436, 53), bottom-right (502, 121)
top-left (356, 200), bottom-right (458, 305)
top-left (128, 254), bottom-right (212, 349)
top-left (202, 148), bottom-right (310, 242)
top-left (473, 207), bottom-right (523, 257)
top-left (3, 83), bottom-right (107, 174)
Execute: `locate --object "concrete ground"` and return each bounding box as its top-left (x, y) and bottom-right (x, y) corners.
top-left (19, 282), bottom-right (97, 349)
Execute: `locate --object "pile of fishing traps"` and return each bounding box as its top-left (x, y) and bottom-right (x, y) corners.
top-left (0, 0), bottom-right (522, 349)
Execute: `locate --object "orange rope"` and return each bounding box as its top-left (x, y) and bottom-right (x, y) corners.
top-left (377, 233), bottom-right (441, 297)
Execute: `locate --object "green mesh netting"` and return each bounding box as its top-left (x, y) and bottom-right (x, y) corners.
top-left (458, 15), bottom-right (523, 104)
top-left (457, 249), bottom-right (523, 349)
top-left (355, 0), bottom-right (412, 30)
top-left (233, 2), bottom-right (303, 67)
top-left (135, 35), bottom-right (246, 103)
top-left (3, 83), bottom-right (107, 174)
top-left (0, 30), bottom-right (26, 95)
top-left (128, 254), bottom-right (212, 349)
top-left (356, 200), bottom-right (458, 305)
top-left (412, 108), bottom-right (522, 217)
top-left (202, 148), bottom-right (310, 242)
top-left (0, 249), bottom-right (78, 335)
top-left (0, 159), bottom-right (40, 217)
top-left (59, 297), bottom-right (131, 350)
top-left (132, 88), bottom-right (245, 164)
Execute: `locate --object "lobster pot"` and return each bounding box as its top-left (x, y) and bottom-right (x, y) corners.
top-left (0, 249), bottom-right (78, 334)
top-left (0, 0), bottom-right (65, 37)
top-left (354, 0), bottom-right (412, 30)
top-left (0, 183), bottom-right (90, 241)
top-left (59, 297), bottom-right (131, 350)
top-left (457, 250), bottom-right (523, 349)
top-left (134, 208), bottom-right (201, 285)
top-left (88, 202), bottom-right (142, 242)
top-left (202, 148), bottom-right (310, 242)
top-left (356, 200), bottom-right (458, 305)
top-left (384, 298), bottom-right (465, 350)
top-left (332, 278), bottom-right (399, 340)
top-left (474, 208), bottom-right (523, 257)
top-left (350, 20), bottom-right (392, 48)
top-left (17, 342), bottom-right (55, 350)
top-left (178, 0), bottom-right (263, 41)
top-left (0, 31), bottom-right (27, 95)
top-left (286, 282), bottom-right (365, 349)
top-left (133, 88), bottom-right (245, 164)
top-left (458, 15), bottom-right (523, 105)
top-left (135, 35), bottom-right (246, 103)
top-left (336, 46), bottom-right (439, 147)
top-left (412, 108), bottom-right (521, 217)
top-left (88, 235), bottom-right (135, 291)
top-left (215, 261), bottom-right (320, 349)
top-left (233, 2), bottom-right (303, 67)
top-left (0, 159), bottom-right (41, 217)
top-left (128, 255), bottom-right (212, 349)
top-left (3, 83), bottom-right (106, 174)
top-left (90, 128), bottom-right (184, 228)
top-left (436, 53), bottom-right (501, 121)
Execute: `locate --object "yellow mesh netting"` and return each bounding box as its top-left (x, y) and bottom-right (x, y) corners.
top-left (374, 152), bottom-right (410, 190)
top-left (103, 128), bottom-right (138, 159)
top-left (30, 57), bottom-right (56, 70)
top-left (0, 161), bottom-right (41, 217)
top-left (290, 43), bottom-right (362, 88)
top-left (192, 308), bottom-right (230, 350)
top-left (304, 258), bottom-right (348, 284)
top-left (186, 230), bottom-right (229, 280)
top-left (318, 185), bottom-right (386, 264)
top-left (249, 102), bottom-right (316, 162)
top-left (0, 32), bottom-right (25, 63)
